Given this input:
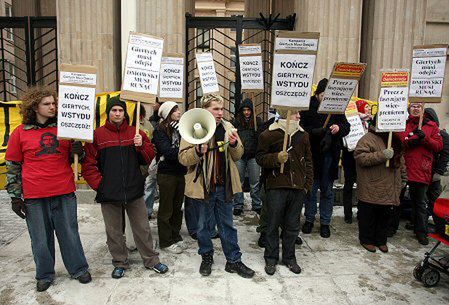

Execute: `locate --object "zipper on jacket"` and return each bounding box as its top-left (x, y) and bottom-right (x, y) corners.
top-left (118, 126), bottom-right (127, 204)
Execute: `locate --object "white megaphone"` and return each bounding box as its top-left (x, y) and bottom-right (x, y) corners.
top-left (178, 108), bottom-right (216, 145)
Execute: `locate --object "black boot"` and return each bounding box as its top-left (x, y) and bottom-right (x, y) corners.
top-left (225, 261), bottom-right (255, 278)
top-left (302, 221), bottom-right (314, 234)
top-left (36, 280), bottom-right (52, 292)
top-left (199, 253), bottom-right (214, 276)
top-left (258, 232), bottom-right (267, 248)
top-left (320, 224), bottom-right (331, 238)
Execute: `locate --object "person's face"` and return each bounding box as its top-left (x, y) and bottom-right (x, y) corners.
top-left (170, 107), bottom-right (181, 121)
top-left (317, 92), bottom-right (325, 102)
top-left (206, 101), bottom-right (224, 125)
top-left (409, 103), bottom-right (423, 117)
top-left (243, 107), bottom-right (251, 118)
top-left (36, 96), bottom-right (56, 119)
top-left (364, 104), bottom-right (371, 115)
top-left (42, 135), bottom-right (55, 148)
top-left (109, 106), bottom-right (125, 125)
top-left (290, 111), bottom-right (301, 122)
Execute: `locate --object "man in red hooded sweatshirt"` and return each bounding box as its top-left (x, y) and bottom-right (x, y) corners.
top-left (398, 102), bottom-right (443, 245)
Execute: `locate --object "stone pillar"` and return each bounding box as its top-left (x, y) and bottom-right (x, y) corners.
top-left (57, 0), bottom-right (121, 92)
top-left (359, 0), bottom-right (427, 100)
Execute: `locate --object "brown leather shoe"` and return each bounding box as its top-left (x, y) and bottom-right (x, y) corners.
top-left (361, 243), bottom-right (376, 253)
top-left (378, 245), bottom-right (389, 253)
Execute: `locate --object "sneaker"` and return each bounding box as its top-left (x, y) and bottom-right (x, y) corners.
top-left (163, 243), bottom-right (183, 254)
top-left (233, 209), bottom-right (243, 216)
top-left (152, 263), bottom-right (169, 274)
top-left (264, 263), bottom-right (276, 275)
top-left (361, 243), bottom-right (376, 253)
top-left (285, 262), bottom-right (301, 274)
top-left (320, 224), bottom-right (331, 238)
top-left (258, 232), bottom-right (267, 248)
top-left (36, 280), bottom-right (52, 292)
top-left (199, 254), bottom-right (214, 276)
top-left (295, 235), bottom-right (303, 245)
top-left (176, 240), bottom-right (188, 250)
top-left (416, 234), bottom-right (429, 245)
top-left (225, 261), bottom-right (255, 278)
top-left (302, 221), bottom-right (314, 234)
top-left (378, 245), bottom-right (389, 253)
top-left (111, 267), bottom-right (125, 279)
top-left (76, 271), bottom-right (92, 284)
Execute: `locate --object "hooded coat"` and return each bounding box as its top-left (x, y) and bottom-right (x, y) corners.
top-left (424, 108), bottom-right (449, 176)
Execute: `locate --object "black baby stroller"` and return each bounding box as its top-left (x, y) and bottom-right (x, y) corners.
top-left (413, 198), bottom-right (449, 287)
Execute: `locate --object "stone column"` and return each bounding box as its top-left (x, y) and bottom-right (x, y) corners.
top-left (57, 0), bottom-right (121, 92)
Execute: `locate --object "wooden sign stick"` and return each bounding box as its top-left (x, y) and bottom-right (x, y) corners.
top-left (386, 132), bottom-right (392, 168)
top-left (73, 154), bottom-right (78, 181)
top-left (280, 110), bottom-right (291, 174)
top-left (250, 92), bottom-right (257, 131)
top-left (418, 103), bottom-right (425, 130)
top-left (136, 101), bottom-right (141, 135)
top-left (323, 114), bottom-right (332, 128)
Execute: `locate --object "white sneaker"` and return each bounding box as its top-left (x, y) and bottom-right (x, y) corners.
top-left (176, 240), bottom-right (188, 250)
top-left (163, 243), bottom-right (183, 254)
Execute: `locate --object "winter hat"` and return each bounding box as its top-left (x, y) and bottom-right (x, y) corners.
top-left (356, 99), bottom-right (369, 114)
top-left (158, 101), bottom-right (178, 120)
top-left (315, 78), bottom-right (328, 95)
top-left (106, 95), bottom-right (129, 122)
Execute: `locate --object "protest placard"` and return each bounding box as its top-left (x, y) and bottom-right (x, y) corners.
top-left (159, 55), bottom-right (184, 102)
top-left (121, 32), bottom-right (164, 104)
top-left (239, 44), bottom-right (264, 91)
top-left (196, 52), bottom-right (219, 94)
top-left (409, 44), bottom-right (448, 103)
top-left (271, 31), bottom-right (320, 110)
top-left (318, 63), bottom-right (366, 114)
top-left (343, 115), bottom-right (366, 151)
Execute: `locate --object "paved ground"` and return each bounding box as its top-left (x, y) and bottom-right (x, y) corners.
top-left (0, 190), bottom-right (448, 305)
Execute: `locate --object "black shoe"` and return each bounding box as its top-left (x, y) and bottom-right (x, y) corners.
top-left (416, 234), bottom-right (429, 245)
top-left (111, 267), bottom-right (125, 279)
top-left (258, 232), bottom-right (267, 248)
top-left (405, 222), bottom-right (414, 231)
top-left (225, 261), bottom-right (255, 278)
top-left (190, 232), bottom-right (198, 240)
top-left (36, 280), bottom-right (52, 292)
top-left (253, 208), bottom-right (261, 215)
top-left (320, 225), bottom-right (331, 238)
top-left (233, 209), bottom-right (243, 216)
top-left (295, 235), bottom-right (303, 245)
top-left (285, 262), bottom-right (302, 274)
top-left (344, 217), bottom-right (353, 224)
top-left (211, 232), bottom-right (220, 239)
top-left (77, 271), bottom-right (92, 284)
top-left (199, 254), bottom-right (214, 276)
top-left (302, 221), bottom-right (314, 234)
top-left (264, 263), bottom-right (276, 275)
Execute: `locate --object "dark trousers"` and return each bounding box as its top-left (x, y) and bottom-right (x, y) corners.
top-left (342, 149), bottom-right (356, 219)
top-left (157, 173), bottom-right (185, 248)
top-left (257, 184), bottom-right (268, 233)
top-left (426, 179), bottom-right (442, 219)
top-left (264, 188), bottom-right (305, 265)
top-left (409, 182), bottom-right (429, 236)
top-left (357, 200), bottom-right (391, 246)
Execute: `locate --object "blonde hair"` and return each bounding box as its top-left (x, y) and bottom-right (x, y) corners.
top-left (200, 93), bottom-right (224, 109)
top-left (20, 86), bottom-right (57, 124)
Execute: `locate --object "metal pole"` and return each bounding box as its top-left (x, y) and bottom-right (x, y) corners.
top-left (1, 28), bottom-right (7, 101)
top-left (234, 15), bottom-right (243, 115)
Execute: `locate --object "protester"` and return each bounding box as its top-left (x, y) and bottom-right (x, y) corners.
top-left (341, 100), bottom-right (372, 224)
top-left (5, 87), bottom-right (91, 292)
top-left (82, 96), bottom-right (168, 278)
top-left (398, 103), bottom-right (443, 245)
top-left (179, 93), bottom-right (255, 278)
top-left (232, 97), bottom-right (263, 215)
top-left (300, 78), bottom-right (351, 238)
top-left (354, 119), bottom-right (407, 253)
top-left (256, 109), bottom-right (313, 275)
top-left (152, 101), bottom-right (187, 254)
top-left (184, 196), bottom-right (219, 240)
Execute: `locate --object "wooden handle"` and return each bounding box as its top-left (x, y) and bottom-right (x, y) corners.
top-left (386, 132), bottom-right (392, 168)
top-left (280, 110), bottom-right (291, 174)
top-left (250, 93), bottom-right (257, 132)
top-left (136, 101), bottom-right (141, 135)
top-left (73, 154), bottom-right (78, 181)
top-left (323, 114), bottom-right (332, 128)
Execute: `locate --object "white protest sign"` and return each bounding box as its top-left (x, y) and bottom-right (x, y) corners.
top-left (409, 44), bottom-right (448, 103)
top-left (275, 38), bottom-right (318, 52)
top-left (239, 44), bottom-right (263, 91)
top-left (121, 32), bottom-right (164, 103)
top-left (343, 115), bottom-right (366, 151)
top-left (57, 64), bottom-right (97, 142)
top-left (196, 52), bottom-right (219, 94)
top-left (159, 56), bottom-right (184, 100)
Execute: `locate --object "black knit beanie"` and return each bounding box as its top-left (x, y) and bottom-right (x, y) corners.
top-left (106, 95), bottom-right (130, 123)
top-left (315, 78), bottom-right (328, 95)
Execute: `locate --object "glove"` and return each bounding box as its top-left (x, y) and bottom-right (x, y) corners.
top-left (277, 151), bottom-right (289, 164)
top-left (432, 173), bottom-right (441, 182)
top-left (382, 148), bottom-right (394, 160)
top-left (71, 141), bottom-right (84, 157)
top-left (11, 197), bottom-right (26, 219)
top-left (407, 138), bottom-right (423, 148)
top-left (401, 181), bottom-right (407, 189)
top-left (311, 127), bottom-right (326, 137)
top-left (413, 129), bottom-right (425, 139)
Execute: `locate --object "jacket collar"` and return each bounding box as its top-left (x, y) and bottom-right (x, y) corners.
top-left (105, 120), bottom-right (129, 132)
top-left (24, 118), bottom-right (57, 130)
top-left (269, 119), bottom-right (303, 135)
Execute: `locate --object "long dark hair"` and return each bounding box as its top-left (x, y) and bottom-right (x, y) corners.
top-left (158, 105), bottom-right (178, 139)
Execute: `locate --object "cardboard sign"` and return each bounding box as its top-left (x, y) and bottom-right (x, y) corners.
top-left (239, 44), bottom-right (264, 91)
top-left (159, 55), bottom-right (184, 101)
top-left (196, 52), bottom-right (219, 94)
top-left (409, 44), bottom-right (448, 103)
top-left (271, 32), bottom-right (320, 110)
top-left (376, 70), bottom-right (410, 132)
top-left (343, 115), bottom-right (366, 151)
top-left (57, 64), bottom-right (97, 142)
top-left (318, 63), bottom-right (367, 114)
top-left (121, 32), bottom-right (164, 104)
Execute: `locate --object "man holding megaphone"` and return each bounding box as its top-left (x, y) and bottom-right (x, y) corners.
top-left (179, 93), bottom-right (255, 279)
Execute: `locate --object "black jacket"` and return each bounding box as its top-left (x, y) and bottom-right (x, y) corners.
top-left (232, 99), bottom-right (263, 159)
top-left (152, 126), bottom-right (187, 176)
top-left (425, 108), bottom-right (449, 175)
top-left (300, 95), bottom-right (350, 179)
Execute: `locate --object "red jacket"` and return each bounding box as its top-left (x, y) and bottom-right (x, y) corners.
top-left (82, 120), bottom-right (154, 203)
top-left (398, 115), bottom-right (443, 185)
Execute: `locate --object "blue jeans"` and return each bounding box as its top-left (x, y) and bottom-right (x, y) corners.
top-left (185, 196), bottom-right (217, 237)
top-left (233, 158), bottom-right (262, 211)
top-left (194, 186), bottom-right (242, 262)
top-left (304, 154), bottom-right (335, 225)
top-left (144, 171), bottom-right (157, 216)
top-left (25, 193), bottom-right (89, 282)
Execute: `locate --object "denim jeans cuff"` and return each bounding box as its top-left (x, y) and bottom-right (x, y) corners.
top-left (71, 268), bottom-right (89, 279)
